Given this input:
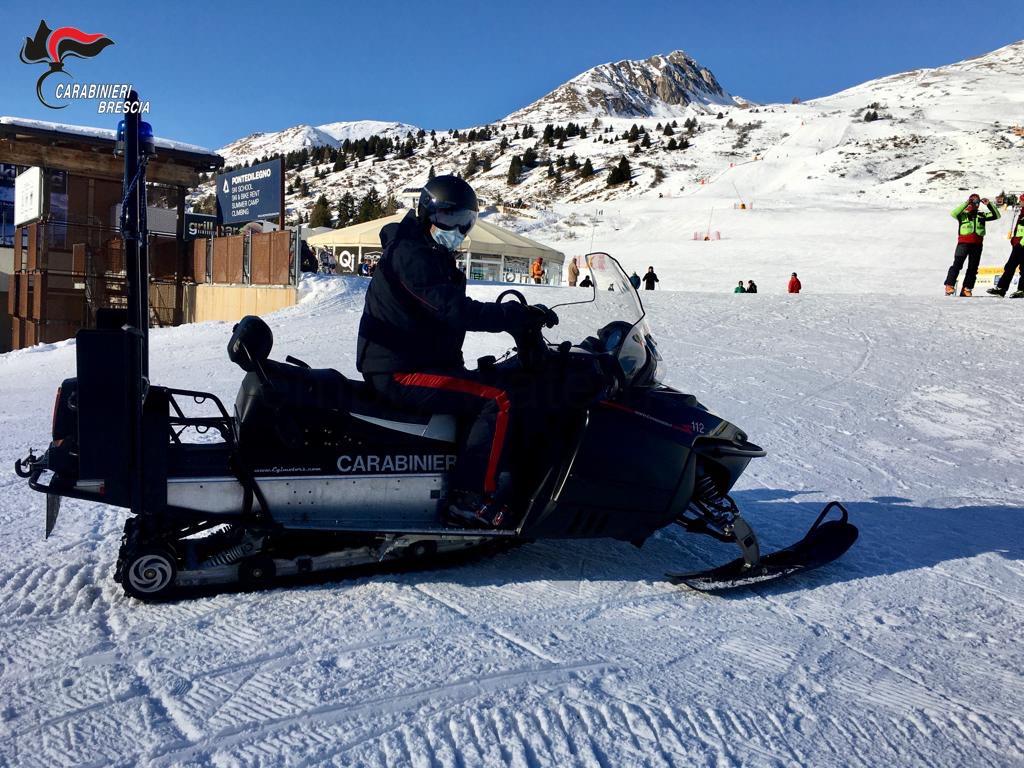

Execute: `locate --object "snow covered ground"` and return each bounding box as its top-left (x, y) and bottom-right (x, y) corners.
top-left (497, 194), bottom-right (1019, 295)
top-left (1, 278), bottom-right (1022, 766)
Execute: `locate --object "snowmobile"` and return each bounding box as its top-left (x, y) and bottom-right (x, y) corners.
top-left (16, 253), bottom-right (858, 600)
top-left (15, 111), bottom-right (857, 601)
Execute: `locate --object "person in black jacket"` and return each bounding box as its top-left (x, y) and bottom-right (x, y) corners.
top-left (641, 266), bottom-right (659, 290)
top-left (357, 176), bottom-right (557, 527)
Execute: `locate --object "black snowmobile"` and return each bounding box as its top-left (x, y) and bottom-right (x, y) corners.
top-left (15, 111), bottom-right (857, 601)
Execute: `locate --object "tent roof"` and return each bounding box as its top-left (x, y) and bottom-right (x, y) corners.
top-left (307, 212), bottom-right (563, 261)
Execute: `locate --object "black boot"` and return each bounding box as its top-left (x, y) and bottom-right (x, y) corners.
top-left (444, 490), bottom-right (508, 529)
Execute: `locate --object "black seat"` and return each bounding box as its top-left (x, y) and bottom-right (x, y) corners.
top-left (228, 316), bottom-right (455, 459)
top-left (234, 360), bottom-right (437, 428)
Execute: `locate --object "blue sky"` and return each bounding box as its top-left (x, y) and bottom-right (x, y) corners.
top-left (2, 0), bottom-right (1020, 150)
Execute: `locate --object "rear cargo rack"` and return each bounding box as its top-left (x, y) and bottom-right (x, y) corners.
top-left (163, 387), bottom-right (234, 445)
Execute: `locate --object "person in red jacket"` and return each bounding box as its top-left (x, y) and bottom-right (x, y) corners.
top-left (788, 272), bottom-right (802, 294)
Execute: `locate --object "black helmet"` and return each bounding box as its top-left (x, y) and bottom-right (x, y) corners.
top-left (417, 175), bottom-right (478, 235)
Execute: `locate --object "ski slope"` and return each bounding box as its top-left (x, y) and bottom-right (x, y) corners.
top-left (1, 278), bottom-right (1022, 766)
top-left (503, 195), bottom-right (1018, 296)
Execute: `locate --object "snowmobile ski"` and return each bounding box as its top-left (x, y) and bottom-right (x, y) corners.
top-left (667, 501), bottom-right (858, 591)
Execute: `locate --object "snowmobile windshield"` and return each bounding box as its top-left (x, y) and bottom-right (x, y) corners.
top-left (544, 252), bottom-right (659, 384)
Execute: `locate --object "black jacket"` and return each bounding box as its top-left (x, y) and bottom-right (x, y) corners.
top-left (357, 211), bottom-right (529, 374)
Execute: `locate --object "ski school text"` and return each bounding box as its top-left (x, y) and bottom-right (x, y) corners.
top-left (51, 83), bottom-right (151, 113)
top-left (336, 454), bottom-right (457, 474)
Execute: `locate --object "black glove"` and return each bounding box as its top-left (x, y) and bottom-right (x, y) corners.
top-left (527, 304), bottom-right (559, 328)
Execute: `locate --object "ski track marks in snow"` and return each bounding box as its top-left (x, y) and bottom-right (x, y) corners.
top-left (1, 285), bottom-right (1023, 766)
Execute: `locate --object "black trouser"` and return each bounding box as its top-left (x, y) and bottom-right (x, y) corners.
top-left (368, 359), bottom-right (607, 497)
top-left (945, 242), bottom-right (984, 290)
top-left (995, 244), bottom-right (1024, 294)
top-left (367, 368), bottom-right (525, 496)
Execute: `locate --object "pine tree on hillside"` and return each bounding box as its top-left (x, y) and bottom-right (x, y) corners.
top-left (663, 124), bottom-right (675, 136)
top-left (310, 194), bottom-right (332, 228)
top-left (357, 188), bottom-right (383, 223)
top-left (580, 158), bottom-right (594, 178)
top-left (641, 133), bottom-right (651, 148)
top-left (628, 124), bottom-right (640, 142)
top-left (463, 152), bottom-right (480, 177)
top-left (667, 138), bottom-right (678, 151)
top-left (333, 156), bottom-right (347, 172)
top-left (607, 156), bottom-right (631, 186)
top-left (428, 165), bottom-right (436, 180)
top-left (337, 192), bottom-right (356, 227)
top-left (507, 155), bottom-right (523, 185)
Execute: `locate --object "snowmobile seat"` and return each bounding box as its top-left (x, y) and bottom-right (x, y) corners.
top-left (233, 361), bottom-right (456, 448)
top-left (228, 316), bottom-right (456, 447)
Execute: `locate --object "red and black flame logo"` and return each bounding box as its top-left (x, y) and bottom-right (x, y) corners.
top-left (19, 20), bottom-right (115, 109)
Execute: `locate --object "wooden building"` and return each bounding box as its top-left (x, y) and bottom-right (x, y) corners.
top-left (0, 117), bottom-right (223, 351)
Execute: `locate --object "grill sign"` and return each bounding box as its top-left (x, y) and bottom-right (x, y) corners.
top-left (215, 159), bottom-right (283, 226)
top-left (183, 212), bottom-right (216, 240)
top-left (336, 454), bottom-right (456, 474)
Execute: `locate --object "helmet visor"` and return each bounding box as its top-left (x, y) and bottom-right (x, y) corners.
top-left (431, 207), bottom-right (477, 235)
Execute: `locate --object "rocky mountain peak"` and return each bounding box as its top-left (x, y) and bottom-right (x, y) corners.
top-left (504, 50), bottom-right (740, 124)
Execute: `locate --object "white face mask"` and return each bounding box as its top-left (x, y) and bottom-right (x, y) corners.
top-left (431, 226), bottom-right (466, 251)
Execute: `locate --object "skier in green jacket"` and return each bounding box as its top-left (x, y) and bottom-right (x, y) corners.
top-left (733, 281), bottom-right (746, 293)
top-left (987, 206), bottom-right (1024, 298)
top-left (944, 193), bottom-right (1000, 296)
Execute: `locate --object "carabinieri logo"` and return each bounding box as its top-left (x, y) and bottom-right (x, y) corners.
top-left (19, 20), bottom-right (115, 109)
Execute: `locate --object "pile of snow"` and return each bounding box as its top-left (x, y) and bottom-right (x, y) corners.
top-left (0, 278), bottom-right (1022, 765)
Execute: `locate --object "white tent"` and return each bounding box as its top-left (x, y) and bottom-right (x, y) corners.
top-left (306, 212), bottom-right (565, 284)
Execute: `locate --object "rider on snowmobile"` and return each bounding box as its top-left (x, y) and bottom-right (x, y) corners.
top-left (356, 175), bottom-right (557, 528)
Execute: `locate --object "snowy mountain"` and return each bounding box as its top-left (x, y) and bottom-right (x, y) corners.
top-left (316, 120), bottom-right (421, 144)
top-left (199, 41), bottom-right (1024, 231)
top-left (218, 120), bottom-right (419, 166)
top-left (504, 50), bottom-right (742, 123)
